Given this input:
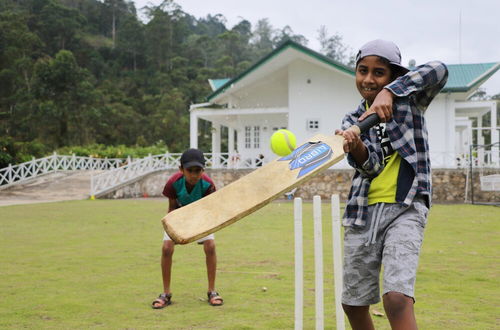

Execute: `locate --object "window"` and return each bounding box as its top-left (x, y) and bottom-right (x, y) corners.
top-left (253, 126), bottom-right (260, 148)
top-left (244, 126), bottom-right (261, 149)
top-left (245, 126), bottom-right (251, 149)
top-left (307, 119), bottom-right (320, 131)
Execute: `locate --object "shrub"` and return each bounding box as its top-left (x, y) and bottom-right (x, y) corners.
top-left (0, 138), bottom-right (50, 168)
top-left (54, 141), bottom-right (169, 159)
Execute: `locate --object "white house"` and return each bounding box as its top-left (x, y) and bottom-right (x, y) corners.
top-left (189, 40), bottom-right (499, 169)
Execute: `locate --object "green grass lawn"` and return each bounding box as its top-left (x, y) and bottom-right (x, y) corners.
top-left (0, 199), bottom-right (498, 329)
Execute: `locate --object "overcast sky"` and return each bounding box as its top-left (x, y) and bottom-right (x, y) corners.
top-left (134, 0), bottom-right (500, 95)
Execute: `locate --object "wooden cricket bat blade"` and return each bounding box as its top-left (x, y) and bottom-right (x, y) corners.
top-left (162, 134), bottom-right (345, 244)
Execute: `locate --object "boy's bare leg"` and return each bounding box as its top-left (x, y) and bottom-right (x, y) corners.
top-left (203, 239), bottom-right (217, 292)
top-left (383, 292), bottom-right (417, 330)
top-left (161, 240), bottom-right (175, 294)
top-left (342, 304), bottom-right (375, 330)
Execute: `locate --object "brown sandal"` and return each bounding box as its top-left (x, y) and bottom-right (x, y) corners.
top-left (152, 293), bottom-right (172, 309)
top-left (207, 291), bottom-right (223, 306)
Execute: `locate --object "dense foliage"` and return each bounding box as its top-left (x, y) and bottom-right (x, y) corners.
top-left (0, 0), bottom-right (355, 167)
top-left (55, 141), bottom-right (170, 159)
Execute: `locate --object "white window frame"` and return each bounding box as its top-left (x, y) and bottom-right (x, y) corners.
top-left (245, 126), bottom-right (252, 149)
top-left (244, 126), bottom-right (261, 149)
top-left (253, 126), bottom-right (260, 148)
top-left (307, 119), bottom-right (320, 131)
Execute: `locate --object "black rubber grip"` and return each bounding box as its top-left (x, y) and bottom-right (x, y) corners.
top-left (356, 113), bottom-right (380, 133)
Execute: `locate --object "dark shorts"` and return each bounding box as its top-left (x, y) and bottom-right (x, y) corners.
top-left (342, 198), bottom-right (428, 306)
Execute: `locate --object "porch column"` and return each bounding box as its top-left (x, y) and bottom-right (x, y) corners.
top-left (190, 111), bottom-right (198, 149)
top-left (445, 94), bottom-right (455, 168)
top-left (491, 102), bottom-right (499, 165)
top-left (212, 123), bottom-right (221, 168)
top-left (476, 115), bottom-right (484, 144)
top-left (228, 127), bottom-right (235, 153)
top-left (228, 127), bottom-right (236, 168)
top-left (477, 115), bottom-right (484, 166)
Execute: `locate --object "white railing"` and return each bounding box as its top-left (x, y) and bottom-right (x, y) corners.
top-left (5, 150), bottom-right (498, 197)
top-left (89, 152), bottom-right (260, 197)
top-left (90, 153), bottom-right (180, 197)
top-left (430, 151), bottom-right (500, 169)
top-left (0, 153), bottom-right (126, 189)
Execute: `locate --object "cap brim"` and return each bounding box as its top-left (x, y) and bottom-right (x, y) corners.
top-left (182, 161), bottom-right (204, 169)
top-left (390, 62), bottom-right (409, 74)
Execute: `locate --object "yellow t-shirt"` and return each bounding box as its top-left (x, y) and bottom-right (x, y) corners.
top-left (364, 101), bottom-right (402, 204)
top-left (368, 151), bottom-right (401, 204)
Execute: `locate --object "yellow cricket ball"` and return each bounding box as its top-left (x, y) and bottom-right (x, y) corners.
top-left (270, 129), bottom-right (296, 156)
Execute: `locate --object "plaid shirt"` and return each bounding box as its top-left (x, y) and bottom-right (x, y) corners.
top-left (342, 61), bottom-right (448, 227)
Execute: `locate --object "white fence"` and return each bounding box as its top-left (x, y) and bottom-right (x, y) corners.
top-left (89, 152), bottom-right (256, 197)
top-left (3, 150), bottom-right (498, 197)
top-left (92, 149), bottom-right (500, 198)
top-left (0, 153), bottom-right (125, 189)
top-left (90, 153), bottom-right (180, 197)
top-left (430, 150), bottom-right (500, 169)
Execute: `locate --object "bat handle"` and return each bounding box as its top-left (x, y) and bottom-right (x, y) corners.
top-left (350, 113), bottom-right (380, 135)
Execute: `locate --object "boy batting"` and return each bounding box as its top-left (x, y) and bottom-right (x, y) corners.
top-left (336, 39), bottom-right (448, 329)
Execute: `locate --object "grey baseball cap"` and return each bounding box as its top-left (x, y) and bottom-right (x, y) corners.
top-left (356, 39), bottom-right (409, 73)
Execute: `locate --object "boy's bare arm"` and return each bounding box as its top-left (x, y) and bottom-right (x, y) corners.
top-left (359, 89), bottom-right (395, 122)
top-left (168, 198), bottom-right (179, 213)
top-left (345, 89), bottom-right (394, 166)
top-left (335, 129), bottom-right (369, 166)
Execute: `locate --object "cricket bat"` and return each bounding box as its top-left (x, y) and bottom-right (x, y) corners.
top-left (162, 114), bottom-right (379, 244)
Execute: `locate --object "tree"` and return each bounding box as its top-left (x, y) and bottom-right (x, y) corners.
top-left (0, 10), bottom-right (42, 138)
top-left (251, 18), bottom-right (276, 57)
top-left (37, 0), bottom-right (86, 53)
top-left (273, 25), bottom-right (308, 46)
top-left (469, 88), bottom-right (488, 101)
top-left (58, 0), bottom-right (111, 35)
top-left (32, 50), bottom-right (100, 146)
top-left (102, 0), bottom-right (136, 48)
top-left (195, 14), bottom-right (227, 37)
top-left (154, 88), bottom-right (190, 151)
top-left (217, 31), bottom-right (242, 69)
top-left (184, 34), bottom-right (215, 68)
top-left (116, 15), bottom-right (145, 71)
top-left (143, 0), bottom-right (188, 71)
top-left (317, 26), bottom-right (354, 66)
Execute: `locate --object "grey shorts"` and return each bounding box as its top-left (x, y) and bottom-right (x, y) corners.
top-left (342, 198), bottom-right (428, 306)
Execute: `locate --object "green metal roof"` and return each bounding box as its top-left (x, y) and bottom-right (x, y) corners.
top-left (207, 39), bottom-right (354, 101)
top-left (442, 62), bottom-right (500, 92)
top-left (208, 78), bottom-right (231, 91)
top-left (207, 40), bottom-right (499, 98)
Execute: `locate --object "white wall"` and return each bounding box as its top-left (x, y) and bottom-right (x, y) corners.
top-left (284, 60), bottom-right (360, 168)
top-left (228, 69), bottom-right (289, 109)
top-left (234, 113), bottom-right (288, 163)
top-left (425, 93), bottom-right (456, 167)
top-left (288, 60), bottom-right (360, 143)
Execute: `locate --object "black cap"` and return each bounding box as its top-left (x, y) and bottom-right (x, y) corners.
top-left (180, 148), bottom-right (205, 169)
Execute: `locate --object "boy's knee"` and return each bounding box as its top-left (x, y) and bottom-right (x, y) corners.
top-left (342, 304), bottom-right (369, 317)
top-left (203, 240), bottom-right (216, 255)
top-left (383, 291), bottom-right (413, 318)
top-left (162, 241), bottom-right (174, 257)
